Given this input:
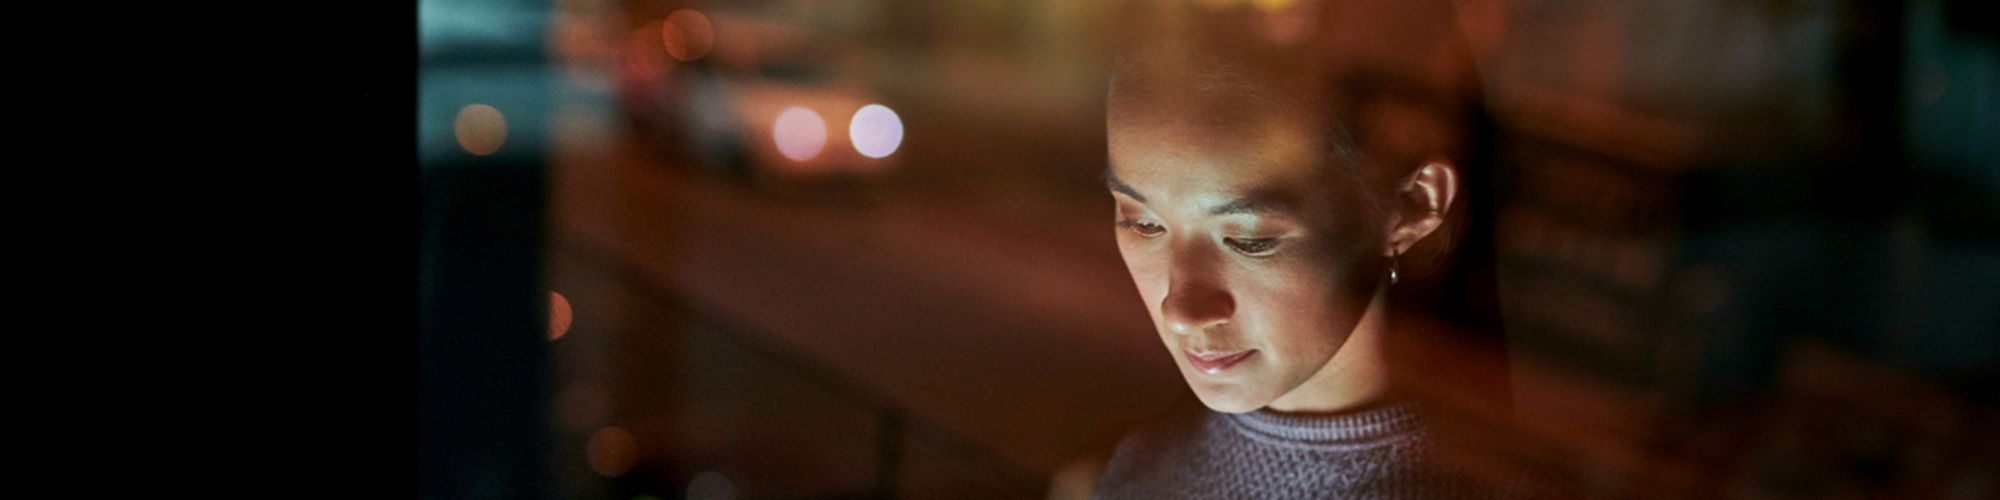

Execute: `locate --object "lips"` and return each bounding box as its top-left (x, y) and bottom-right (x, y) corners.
top-left (1185, 349), bottom-right (1256, 374)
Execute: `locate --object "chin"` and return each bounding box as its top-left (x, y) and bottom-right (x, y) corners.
top-left (1188, 382), bottom-right (1270, 414)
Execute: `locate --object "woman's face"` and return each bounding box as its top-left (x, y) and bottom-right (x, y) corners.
top-left (1106, 90), bottom-right (1382, 413)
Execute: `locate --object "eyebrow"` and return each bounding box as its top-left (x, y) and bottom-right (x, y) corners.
top-left (1104, 167), bottom-right (1299, 218)
top-left (1102, 168), bottom-right (1146, 203)
top-left (1207, 196), bottom-right (1290, 216)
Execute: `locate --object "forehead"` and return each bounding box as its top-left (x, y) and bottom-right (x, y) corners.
top-left (1106, 88), bottom-right (1330, 206)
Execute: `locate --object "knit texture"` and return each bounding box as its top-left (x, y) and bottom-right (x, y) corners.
top-left (1092, 401), bottom-right (1510, 499)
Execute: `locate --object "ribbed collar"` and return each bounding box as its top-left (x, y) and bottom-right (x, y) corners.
top-left (1222, 401), bottom-right (1423, 449)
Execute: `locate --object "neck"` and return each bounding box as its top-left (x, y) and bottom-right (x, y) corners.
top-left (1263, 283), bottom-right (1392, 413)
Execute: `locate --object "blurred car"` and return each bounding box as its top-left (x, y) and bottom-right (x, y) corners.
top-left (615, 7), bottom-right (904, 195)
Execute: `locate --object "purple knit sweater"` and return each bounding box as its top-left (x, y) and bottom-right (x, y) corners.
top-left (1092, 401), bottom-right (1513, 499)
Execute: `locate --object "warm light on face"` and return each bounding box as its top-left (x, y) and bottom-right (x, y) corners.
top-left (1107, 87), bottom-right (1376, 414)
top-left (848, 104), bottom-right (905, 159)
top-left (455, 104), bottom-right (507, 156)
top-left (661, 9), bottom-right (714, 62)
top-left (772, 106), bottom-right (828, 161)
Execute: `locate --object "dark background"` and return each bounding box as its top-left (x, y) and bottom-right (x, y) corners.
top-left (418, 0), bottom-right (1999, 498)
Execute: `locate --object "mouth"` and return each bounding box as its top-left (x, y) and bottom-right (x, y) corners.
top-left (1184, 349), bottom-right (1256, 374)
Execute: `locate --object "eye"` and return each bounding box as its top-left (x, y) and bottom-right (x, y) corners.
top-left (1117, 219), bottom-right (1166, 237)
top-left (1224, 237), bottom-right (1281, 256)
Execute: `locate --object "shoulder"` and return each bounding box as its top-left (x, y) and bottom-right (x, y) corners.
top-left (1091, 399), bottom-right (1216, 498)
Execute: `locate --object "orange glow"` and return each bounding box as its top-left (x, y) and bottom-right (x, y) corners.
top-left (1196, 0), bottom-right (1237, 10)
top-left (1254, 0), bottom-right (1315, 45)
top-left (548, 291), bottom-right (573, 341)
top-left (548, 0), bottom-right (613, 74)
top-left (622, 22), bottom-right (670, 79)
top-left (587, 426), bottom-right (638, 477)
top-left (1253, 0), bottom-right (1297, 13)
top-left (661, 9), bottom-right (714, 62)
top-left (773, 106), bottom-right (828, 162)
top-left (454, 104), bottom-right (507, 156)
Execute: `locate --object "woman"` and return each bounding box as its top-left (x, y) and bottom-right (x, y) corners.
top-left (1085, 1), bottom-right (1524, 497)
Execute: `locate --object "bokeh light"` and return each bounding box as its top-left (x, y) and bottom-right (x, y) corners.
top-left (548, 291), bottom-right (573, 341)
top-left (772, 106), bottom-right (827, 162)
top-left (454, 104), bottom-right (507, 156)
top-left (848, 104), bottom-right (905, 159)
top-left (661, 9), bottom-right (714, 62)
top-left (1253, 0), bottom-right (1316, 45)
top-left (622, 22), bottom-right (668, 79)
top-left (686, 471), bottom-right (737, 500)
top-left (586, 426), bottom-right (638, 478)
top-left (548, 0), bottom-right (613, 76)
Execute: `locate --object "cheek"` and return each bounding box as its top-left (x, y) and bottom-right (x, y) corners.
top-left (1238, 260), bottom-right (1366, 357)
top-left (1116, 244), bottom-right (1166, 304)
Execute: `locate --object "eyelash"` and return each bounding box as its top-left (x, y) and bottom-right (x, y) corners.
top-left (1117, 219), bottom-right (1165, 237)
top-left (1118, 219), bottom-right (1283, 256)
top-left (1225, 237), bottom-right (1281, 256)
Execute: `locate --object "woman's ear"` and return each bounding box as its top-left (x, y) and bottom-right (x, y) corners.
top-left (1383, 158), bottom-right (1459, 256)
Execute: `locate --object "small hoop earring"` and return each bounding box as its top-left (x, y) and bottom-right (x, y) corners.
top-left (1389, 250), bottom-right (1400, 285)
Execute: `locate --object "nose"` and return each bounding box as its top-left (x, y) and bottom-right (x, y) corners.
top-left (1160, 247), bottom-right (1234, 336)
